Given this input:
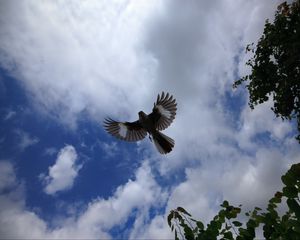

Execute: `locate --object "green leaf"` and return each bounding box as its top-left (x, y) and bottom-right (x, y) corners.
top-left (239, 228), bottom-right (254, 238)
top-left (233, 207), bottom-right (241, 214)
top-left (290, 164), bottom-right (300, 178)
top-left (267, 202), bottom-right (277, 210)
top-left (167, 212), bottom-right (173, 227)
top-left (294, 224), bottom-right (300, 234)
top-left (221, 200), bottom-right (229, 208)
top-left (209, 220), bottom-right (220, 231)
top-left (196, 221), bottom-right (204, 230)
top-left (223, 231), bottom-right (233, 239)
top-left (232, 221), bottom-right (242, 227)
top-left (246, 219), bottom-right (257, 229)
top-left (270, 196), bottom-right (281, 204)
top-left (174, 211), bottom-right (183, 221)
top-left (177, 207), bottom-right (192, 216)
top-left (281, 174), bottom-right (296, 186)
top-left (253, 214), bottom-right (264, 223)
top-left (287, 199), bottom-right (300, 219)
top-left (283, 186), bottom-right (298, 198)
top-left (184, 226), bottom-right (195, 240)
top-left (216, 220), bottom-right (222, 230)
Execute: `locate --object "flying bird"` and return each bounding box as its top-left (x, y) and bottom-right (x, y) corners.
top-left (103, 92), bottom-right (177, 154)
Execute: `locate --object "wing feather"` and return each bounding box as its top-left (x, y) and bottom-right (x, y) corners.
top-left (103, 118), bottom-right (147, 142)
top-left (149, 91), bottom-right (177, 131)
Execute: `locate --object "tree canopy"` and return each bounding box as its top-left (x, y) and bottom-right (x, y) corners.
top-left (233, 0), bottom-right (300, 142)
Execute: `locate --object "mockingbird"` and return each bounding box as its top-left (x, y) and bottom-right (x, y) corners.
top-left (104, 92), bottom-right (177, 154)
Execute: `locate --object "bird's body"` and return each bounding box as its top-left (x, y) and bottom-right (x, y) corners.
top-left (138, 111), bottom-right (155, 133)
top-left (104, 92), bottom-right (177, 154)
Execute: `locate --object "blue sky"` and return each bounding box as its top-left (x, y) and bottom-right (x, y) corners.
top-left (0, 0), bottom-right (299, 239)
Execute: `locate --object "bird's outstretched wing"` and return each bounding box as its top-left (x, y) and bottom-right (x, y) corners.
top-left (103, 118), bottom-right (147, 142)
top-left (149, 92), bottom-right (177, 131)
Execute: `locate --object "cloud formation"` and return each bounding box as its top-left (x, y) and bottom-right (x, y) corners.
top-left (0, 0), bottom-right (159, 128)
top-left (0, 0), bottom-right (298, 238)
top-left (0, 161), bottom-right (166, 239)
top-left (41, 145), bottom-right (81, 195)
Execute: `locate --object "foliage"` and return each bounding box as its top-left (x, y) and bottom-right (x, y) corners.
top-left (168, 163), bottom-right (300, 240)
top-left (233, 1), bottom-right (300, 142)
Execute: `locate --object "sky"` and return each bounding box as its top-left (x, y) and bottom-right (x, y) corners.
top-left (0, 0), bottom-right (299, 239)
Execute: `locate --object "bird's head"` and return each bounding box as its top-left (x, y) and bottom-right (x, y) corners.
top-left (138, 111), bottom-right (147, 119)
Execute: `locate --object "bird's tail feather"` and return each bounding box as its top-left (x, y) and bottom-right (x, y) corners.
top-left (153, 131), bottom-right (174, 154)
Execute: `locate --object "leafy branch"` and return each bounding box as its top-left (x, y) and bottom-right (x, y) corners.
top-left (168, 163), bottom-right (300, 240)
top-left (233, 0), bottom-right (300, 142)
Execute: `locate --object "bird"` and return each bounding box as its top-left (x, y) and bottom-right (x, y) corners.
top-left (103, 92), bottom-right (177, 154)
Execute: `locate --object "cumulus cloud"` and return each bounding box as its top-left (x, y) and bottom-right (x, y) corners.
top-left (139, 0), bottom-right (289, 174)
top-left (0, 0), bottom-right (160, 128)
top-left (0, 0), bottom-right (298, 238)
top-left (41, 145), bottom-right (81, 195)
top-left (167, 143), bottom-right (300, 215)
top-left (129, 0), bottom-right (298, 235)
top-left (0, 161), bottom-right (165, 239)
top-left (135, 139), bottom-right (300, 237)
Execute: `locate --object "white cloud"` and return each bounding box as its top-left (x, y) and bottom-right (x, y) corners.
top-left (100, 141), bottom-right (118, 158)
top-left (0, 0), bottom-right (298, 238)
top-left (168, 145), bottom-right (298, 216)
top-left (15, 129), bottom-right (39, 151)
top-left (0, 0), bottom-right (159, 128)
top-left (128, 0), bottom-right (298, 236)
top-left (44, 147), bottom-right (57, 156)
top-left (41, 145), bottom-right (81, 195)
top-left (0, 161), bottom-right (16, 192)
top-left (130, 215), bottom-right (172, 239)
top-left (72, 162), bottom-right (165, 234)
top-left (137, 0), bottom-right (290, 174)
top-left (237, 100), bottom-right (292, 150)
top-left (137, 139), bottom-right (300, 237)
top-left (0, 161), bottom-right (165, 239)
